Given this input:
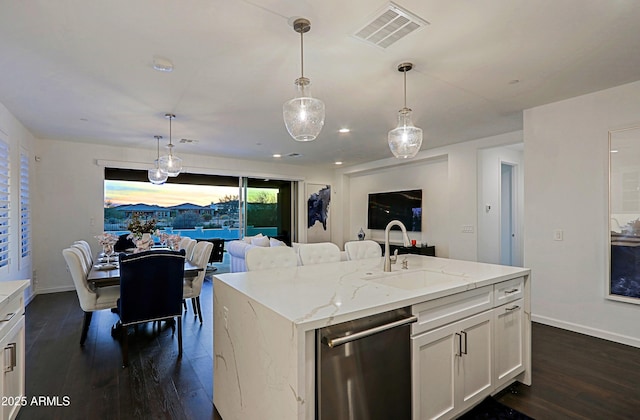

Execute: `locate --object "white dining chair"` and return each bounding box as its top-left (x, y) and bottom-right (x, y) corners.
top-left (71, 243), bottom-right (93, 275)
top-left (62, 247), bottom-right (120, 346)
top-left (73, 240), bottom-right (94, 264)
top-left (344, 240), bottom-right (382, 260)
top-left (184, 238), bottom-right (197, 261)
top-left (183, 240), bottom-right (213, 323)
top-left (245, 246), bottom-right (298, 271)
top-left (297, 242), bottom-right (342, 266)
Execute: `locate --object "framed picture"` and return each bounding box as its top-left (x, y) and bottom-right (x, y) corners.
top-left (608, 126), bottom-right (640, 304)
top-left (306, 183), bottom-right (331, 243)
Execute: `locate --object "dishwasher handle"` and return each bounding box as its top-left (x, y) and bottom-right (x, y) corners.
top-left (323, 315), bottom-right (417, 348)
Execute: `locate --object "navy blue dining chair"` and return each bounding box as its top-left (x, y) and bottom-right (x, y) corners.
top-left (117, 249), bottom-right (186, 367)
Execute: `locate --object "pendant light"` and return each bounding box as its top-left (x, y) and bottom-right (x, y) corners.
top-left (148, 135), bottom-right (168, 185)
top-left (388, 62), bottom-right (423, 159)
top-left (283, 18), bottom-right (325, 142)
top-left (158, 113), bottom-right (182, 176)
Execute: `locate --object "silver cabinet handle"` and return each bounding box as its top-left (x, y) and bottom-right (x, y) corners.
top-left (4, 343), bottom-right (16, 373)
top-left (505, 305), bottom-right (520, 311)
top-left (323, 315), bottom-right (417, 348)
top-left (504, 288), bottom-right (519, 294)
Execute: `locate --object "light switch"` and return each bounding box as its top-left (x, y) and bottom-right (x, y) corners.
top-left (462, 225), bottom-right (474, 233)
top-left (554, 229), bottom-right (563, 241)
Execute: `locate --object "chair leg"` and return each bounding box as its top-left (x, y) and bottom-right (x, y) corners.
top-left (80, 312), bottom-right (93, 346)
top-left (121, 326), bottom-right (129, 368)
top-left (177, 316), bottom-right (183, 358)
top-left (196, 297), bottom-right (203, 324)
top-left (191, 298), bottom-right (198, 317)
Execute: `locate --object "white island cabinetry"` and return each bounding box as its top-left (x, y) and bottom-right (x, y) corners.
top-left (0, 281), bottom-right (29, 420)
top-left (214, 256), bottom-right (530, 420)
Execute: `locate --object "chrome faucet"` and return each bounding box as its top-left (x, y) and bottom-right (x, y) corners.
top-left (384, 220), bottom-right (411, 272)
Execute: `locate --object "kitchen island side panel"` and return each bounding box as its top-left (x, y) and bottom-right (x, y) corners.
top-left (213, 278), bottom-right (306, 420)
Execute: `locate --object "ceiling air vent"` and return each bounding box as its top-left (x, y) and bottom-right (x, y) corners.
top-left (179, 138), bottom-right (198, 144)
top-left (354, 2), bottom-right (429, 49)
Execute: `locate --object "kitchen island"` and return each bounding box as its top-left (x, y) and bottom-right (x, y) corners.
top-left (213, 255), bottom-right (531, 420)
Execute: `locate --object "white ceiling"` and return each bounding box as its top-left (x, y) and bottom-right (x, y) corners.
top-left (1, 0), bottom-right (640, 168)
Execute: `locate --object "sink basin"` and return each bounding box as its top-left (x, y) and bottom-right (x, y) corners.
top-left (362, 268), bottom-right (469, 290)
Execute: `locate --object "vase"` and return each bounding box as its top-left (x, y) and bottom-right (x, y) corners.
top-left (358, 228), bottom-right (366, 241)
top-left (135, 233), bottom-right (153, 252)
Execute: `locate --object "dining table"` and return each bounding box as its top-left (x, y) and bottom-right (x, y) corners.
top-left (87, 254), bottom-right (203, 288)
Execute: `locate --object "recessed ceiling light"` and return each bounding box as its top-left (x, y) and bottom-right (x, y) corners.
top-left (273, 154), bottom-right (282, 158)
top-left (335, 161), bottom-right (343, 165)
top-left (338, 128), bottom-right (350, 133)
top-left (153, 56), bottom-right (174, 72)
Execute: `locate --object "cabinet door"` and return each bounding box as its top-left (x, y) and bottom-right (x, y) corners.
top-left (0, 316), bottom-right (25, 420)
top-left (412, 321), bottom-right (458, 420)
top-left (493, 299), bottom-right (524, 387)
top-left (411, 311), bottom-right (493, 420)
top-left (457, 311), bottom-right (493, 411)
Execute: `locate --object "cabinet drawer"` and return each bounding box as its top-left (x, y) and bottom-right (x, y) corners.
top-left (0, 293), bottom-right (24, 340)
top-left (412, 286), bottom-right (493, 335)
top-left (494, 277), bottom-right (524, 307)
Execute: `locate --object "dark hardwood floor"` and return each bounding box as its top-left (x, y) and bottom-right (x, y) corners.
top-left (495, 323), bottom-right (640, 419)
top-left (18, 277), bottom-right (218, 420)
top-left (17, 268), bottom-right (640, 419)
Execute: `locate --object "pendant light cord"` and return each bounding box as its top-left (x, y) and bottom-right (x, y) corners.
top-left (403, 69), bottom-right (407, 109)
top-left (300, 30), bottom-right (304, 79)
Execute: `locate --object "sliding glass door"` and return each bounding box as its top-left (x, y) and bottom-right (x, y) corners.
top-left (104, 169), bottom-right (297, 245)
top-left (241, 177), bottom-right (296, 245)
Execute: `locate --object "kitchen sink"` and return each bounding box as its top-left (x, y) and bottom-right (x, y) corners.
top-left (362, 268), bottom-right (470, 290)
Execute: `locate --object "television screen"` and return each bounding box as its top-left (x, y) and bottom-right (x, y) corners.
top-left (367, 189), bottom-right (422, 231)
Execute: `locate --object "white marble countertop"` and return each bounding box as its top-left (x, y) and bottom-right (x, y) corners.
top-left (214, 255), bottom-right (530, 331)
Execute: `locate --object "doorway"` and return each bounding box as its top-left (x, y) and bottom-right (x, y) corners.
top-left (500, 163), bottom-right (516, 266)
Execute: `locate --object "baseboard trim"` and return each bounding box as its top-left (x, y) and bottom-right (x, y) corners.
top-left (35, 285), bottom-right (76, 295)
top-left (532, 314), bottom-right (640, 349)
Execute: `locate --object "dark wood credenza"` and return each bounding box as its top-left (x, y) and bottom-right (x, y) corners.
top-left (377, 242), bottom-right (435, 257)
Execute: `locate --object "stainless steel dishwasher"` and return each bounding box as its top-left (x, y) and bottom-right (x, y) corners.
top-left (316, 306), bottom-right (416, 420)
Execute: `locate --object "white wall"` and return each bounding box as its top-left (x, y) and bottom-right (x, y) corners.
top-left (333, 131), bottom-right (524, 260)
top-left (346, 157), bottom-right (449, 253)
top-left (0, 102), bottom-right (35, 300)
top-left (477, 145), bottom-right (524, 266)
top-left (524, 80), bottom-right (640, 347)
top-left (33, 138), bottom-right (332, 293)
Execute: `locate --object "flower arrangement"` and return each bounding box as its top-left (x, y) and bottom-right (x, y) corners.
top-left (127, 213), bottom-right (157, 240)
top-left (156, 230), bottom-right (182, 250)
top-left (95, 232), bottom-right (118, 258)
top-left (95, 232), bottom-right (118, 246)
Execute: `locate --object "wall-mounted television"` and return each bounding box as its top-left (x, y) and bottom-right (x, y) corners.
top-left (367, 189), bottom-right (422, 231)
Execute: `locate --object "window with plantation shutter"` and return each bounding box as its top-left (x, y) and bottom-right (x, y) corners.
top-left (0, 138), bottom-right (9, 270)
top-left (20, 150), bottom-right (30, 262)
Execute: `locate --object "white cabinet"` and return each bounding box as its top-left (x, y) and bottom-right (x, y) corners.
top-left (0, 281), bottom-right (28, 420)
top-left (0, 317), bottom-right (25, 420)
top-left (412, 277), bottom-right (527, 420)
top-left (412, 310), bottom-right (493, 420)
top-left (411, 284), bottom-right (494, 420)
top-left (493, 298), bottom-right (525, 388)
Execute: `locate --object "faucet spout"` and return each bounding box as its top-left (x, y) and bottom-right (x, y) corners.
top-left (384, 220), bottom-right (411, 272)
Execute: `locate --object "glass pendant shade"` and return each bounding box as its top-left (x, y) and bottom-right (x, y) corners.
top-left (388, 62), bottom-right (423, 159)
top-left (148, 135), bottom-right (168, 185)
top-left (388, 107), bottom-right (423, 159)
top-left (158, 152), bottom-right (182, 177)
top-left (283, 77), bottom-right (325, 141)
top-left (158, 113), bottom-right (182, 177)
top-left (283, 18), bottom-right (325, 142)
top-left (148, 166), bottom-right (168, 184)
